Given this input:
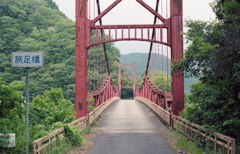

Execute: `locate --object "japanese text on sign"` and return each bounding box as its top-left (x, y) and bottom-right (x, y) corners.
top-left (11, 52), bottom-right (44, 67)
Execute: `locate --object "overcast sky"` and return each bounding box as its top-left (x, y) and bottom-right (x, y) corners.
top-left (52, 0), bottom-right (215, 55)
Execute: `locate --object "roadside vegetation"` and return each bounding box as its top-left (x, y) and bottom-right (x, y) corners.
top-left (173, 0), bottom-right (240, 150)
top-left (0, 0), bottom-right (119, 153)
top-left (0, 77), bottom-right (101, 153)
top-left (168, 129), bottom-right (220, 154)
top-left (0, 78), bottom-right (76, 153)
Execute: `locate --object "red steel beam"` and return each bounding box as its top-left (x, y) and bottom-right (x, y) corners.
top-left (89, 24), bottom-right (170, 47)
top-left (136, 0), bottom-right (166, 22)
top-left (171, 0), bottom-right (184, 115)
top-left (75, 0), bottom-right (88, 118)
top-left (91, 0), bottom-right (122, 25)
top-left (91, 24), bottom-right (167, 29)
top-left (89, 39), bottom-right (170, 47)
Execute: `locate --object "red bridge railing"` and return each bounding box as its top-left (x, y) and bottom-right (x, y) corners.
top-left (91, 74), bottom-right (120, 106)
top-left (134, 75), bottom-right (173, 112)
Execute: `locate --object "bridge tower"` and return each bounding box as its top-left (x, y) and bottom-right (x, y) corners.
top-left (75, 0), bottom-right (88, 118)
top-left (75, 0), bottom-right (184, 118)
top-left (118, 63), bottom-right (137, 98)
top-left (170, 0), bottom-right (184, 115)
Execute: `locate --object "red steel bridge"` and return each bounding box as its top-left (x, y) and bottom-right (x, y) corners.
top-left (75, 0), bottom-right (184, 118)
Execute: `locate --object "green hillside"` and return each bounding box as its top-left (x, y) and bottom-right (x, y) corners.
top-left (119, 53), bottom-right (199, 93)
top-left (0, 0), bottom-right (75, 100)
top-left (0, 0), bottom-right (120, 102)
top-left (119, 53), bottom-right (171, 78)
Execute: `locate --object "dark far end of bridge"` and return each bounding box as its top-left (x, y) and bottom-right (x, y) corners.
top-left (75, 0), bottom-right (184, 118)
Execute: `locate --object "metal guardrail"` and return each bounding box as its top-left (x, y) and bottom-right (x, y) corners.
top-left (32, 96), bottom-right (120, 154)
top-left (135, 96), bottom-right (236, 154)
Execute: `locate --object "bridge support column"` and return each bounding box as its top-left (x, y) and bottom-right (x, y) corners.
top-left (75, 0), bottom-right (88, 118)
top-left (171, 0), bottom-right (184, 115)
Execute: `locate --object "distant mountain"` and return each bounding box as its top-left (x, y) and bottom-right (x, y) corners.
top-left (119, 53), bottom-right (171, 78)
top-left (119, 53), bottom-right (199, 93)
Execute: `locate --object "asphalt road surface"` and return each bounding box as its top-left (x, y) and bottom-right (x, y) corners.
top-left (87, 100), bottom-right (176, 154)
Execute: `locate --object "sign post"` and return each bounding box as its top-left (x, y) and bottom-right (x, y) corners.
top-left (11, 52), bottom-right (44, 154)
top-left (25, 67), bottom-right (29, 154)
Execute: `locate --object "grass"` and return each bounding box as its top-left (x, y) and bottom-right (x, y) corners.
top-left (42, 137), bottom-right (77, 154)
top-left (39, 125), bottom-right (102, 154)
top-left (92, 120), bottom-right (100, 126)
top-left (65, 116), bottom-right (102, 153)
top-left (66, 126), bottom-right (103, 154)
top-left (168, 129), bottom-right (218, 154)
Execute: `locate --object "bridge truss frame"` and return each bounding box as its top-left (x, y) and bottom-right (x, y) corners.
top-left (75, 0), bottom-right (184, 118)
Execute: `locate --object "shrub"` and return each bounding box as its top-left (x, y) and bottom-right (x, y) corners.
top-left (64, 125), bottom-right (83, 147)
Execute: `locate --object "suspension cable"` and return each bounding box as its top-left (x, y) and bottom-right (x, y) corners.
top-left (99, 47), bottom-right (101, 88)
top-left (162, 44), bottom-right (164, 91)
top-left (166, 0), bottom-right (169, 18)
top-left (167, 46), bottom-right (169, 91)
top-left (89, 0), bottom-right (91, 18)
top-left (145, 0), bottom-right (160, 75)
top-left (96, 0), bottom-right (110, 75)
top-left (160, 1), bottom-right (164, 91)
top-left (94, 46), bottom-right (96, 91)
top-left (157, 22), bottom-right (160, 88)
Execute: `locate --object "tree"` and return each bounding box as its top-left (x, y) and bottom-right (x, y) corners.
top-left (88, 41), bottom-right (120, 92)
top-left (0, 79), bottom-right (25, 153)
top-left (30, 88), bottom-right (75, 127)
top-left (0, 78), bottom-right (25, 133)
top-left (173, 0), bottom-right (240, 145)
top-left (148, 71), bottom-right (171, 91)
top-left (0, 0), bottom-right (121, 103)
top-left (137, 71), bottom-right (171, 92)
top-left (43, 0), bottom-right (59, 9)
top-left (121, 88), bottom-right (133, 99)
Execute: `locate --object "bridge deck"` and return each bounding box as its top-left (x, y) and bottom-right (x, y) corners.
top-left (87, 100), bottom-right (176, 154)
